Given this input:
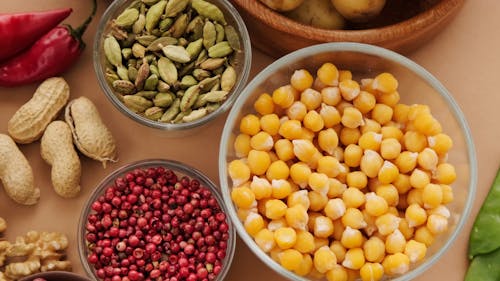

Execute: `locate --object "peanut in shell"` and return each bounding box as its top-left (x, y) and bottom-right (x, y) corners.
top-left (65, 97), bottom-right (118, 168)
top-left (7, 77), bottom-right (70, 144)
top-left (0, 134), bottom-right (39, 205)
top-left (41, 121), bottom-right (81, 198)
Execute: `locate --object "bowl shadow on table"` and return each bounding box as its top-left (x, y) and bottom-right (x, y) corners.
top-left (232, 0), bottom-right (465, 58)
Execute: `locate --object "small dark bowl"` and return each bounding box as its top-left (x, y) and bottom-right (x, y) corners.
top-left (19, 271), bottom-right (91, 281)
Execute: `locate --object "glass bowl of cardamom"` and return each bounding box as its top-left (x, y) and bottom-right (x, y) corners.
top-left (94, 0), bottom-right (251, 134)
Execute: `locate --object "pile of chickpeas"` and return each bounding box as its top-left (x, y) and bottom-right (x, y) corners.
top-left (227, 62), bottom-right (456, 281)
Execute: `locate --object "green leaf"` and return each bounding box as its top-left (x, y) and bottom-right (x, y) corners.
top-left (465, 247), bottom-right (500, 281)
top-left (468, 168), bottom-right (500, 259)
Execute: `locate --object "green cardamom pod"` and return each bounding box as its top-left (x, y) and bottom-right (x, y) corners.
top-left (199, 58), bottom-right (225, 70)
top-left (140, 3), bottom-right (147, 14)
top-left (198, 75), bottom-right (220, 91)
top-left (165, 0), bottom-right (190, 17)
top-left (149, 64), bottom-right (160, 77)
top-left (151, 28), bottom-right (163, 37)
top-left (135, 90), bottom-right (158, 99)
top-left (145, 54), bottom-right (156, 64)
top-left (157, 81), bottom-right (171, 92)
top-left (191, 0), bottom-right (226, 24)
top-left (179, 61), bottom-right (196, 77)
top-left (185, 38), bottom-right (203, 59)
top-left (201, 90), bottom-right (229, 102)
top-left (147, 36), bottom-right (178, 51)
top-left (221, 65), bottom-right (237, 92)
top-left (205, 103), bottom-right (221, 113)
top-left (215, 23), bottom-right (225, 43)
top-left (153, 92), bottom-right (175, 107)
top-left (105, 68), bottom-right (120, 84)
top-left (110, 23), bottom-right (128, 41)
top-left (144, 74), bottom-right (159, 90)
top-left (160, 98), bottom-right (181, 122)
top-left (135, 60), bottom-right (150, 90)
top-left (142, 0), bottom-right (160, 5)
top-left (186, 16), bottom-right (203, 34)
top-left (135, 35), bottom-right (157, 46)
top-left (193, 93), bottom-right (208, 108)
top-left (180, 85), bottom-right (201, 112)
top-left (182, 108), bottom-right (207, 123)
top-left (145, 0), bottom-right (167, 32)
top-left (128, 0), bottom-right (142, 9)
top-left (180, 75), bottom-right (198, 89)
top-left (145, 106), bottom-right (164, 120)
top-left (225, 25), bottom-right (241, 51)
top-left (162, 45), bottom-right (191, 63)
top-left (115, 8), bottom-right (140, 28)
top-left (158, 57), bottom-right (178, 85)
top-left (122, 48), bottom-right (132, 60)
top-left (176, 90), bottom-right (185, 98)
top-left (113, 80), bottom-right (136, 94)
top-left (132, 14), bottom-right (146, 34)
top-left (208, 41), bottom-right (233, 58)
top-left (178, 37), bottom-right (189, 47)
top-left (195, 49), bottom-right (208, 66)
top-left (132, 43), bottom-right (147, 58)
top-left (123, 95), bottom-right (154, 113)
top-left (192, 68), bottom-right (211, 80)
top-left (173, 110), bottom-right (190, 123)
top-left (128, 59), bottom-right (137, 68)
top-left (104, 36), bottom-right (122, 67)
top-left (202, 21), bottom-right (216, 49)
top-left (117, 65), bottom-right (130, 81)
top-left (127, 66), bottom-right (138, 81)
top-left (159, 18), bottom-right (174, 32)
top-left (169, 13), bottom-right (189, 38)
top-left (212, 66), bottom-right (224, 76)
top-left (210, 80), bottom-right (221, 91)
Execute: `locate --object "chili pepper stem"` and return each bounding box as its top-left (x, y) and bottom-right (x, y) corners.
top-left (66, 0), bottom-right (98, 47)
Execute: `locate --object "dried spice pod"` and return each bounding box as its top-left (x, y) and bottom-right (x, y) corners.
top-left (65, 97), bottom-right (117, 167)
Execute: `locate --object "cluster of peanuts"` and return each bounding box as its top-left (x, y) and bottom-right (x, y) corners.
top-left (227, 62), bottom-right (456, 280)
top-left (0, 217), bottom-right (71, 281)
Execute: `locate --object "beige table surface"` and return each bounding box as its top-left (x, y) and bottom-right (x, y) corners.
top-left (0, 0), bottom-right (499, 280)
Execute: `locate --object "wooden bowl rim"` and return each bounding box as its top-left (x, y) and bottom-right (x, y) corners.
top-left (233, 0), bottom-right (465, 43)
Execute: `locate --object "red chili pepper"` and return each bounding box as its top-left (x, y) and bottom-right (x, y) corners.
top-left (0, 8), bottom-right (72, 62)
top-left (0, 0), bottom-right (97, 87)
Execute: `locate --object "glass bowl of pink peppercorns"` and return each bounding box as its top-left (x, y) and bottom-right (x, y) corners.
top-left (78, 159), bottom-right (235, 281)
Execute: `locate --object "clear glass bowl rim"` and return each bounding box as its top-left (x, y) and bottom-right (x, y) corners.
top-left (218, 42), bottom-right (477, 281)
top-left (93, 0), bottom-right (252, 131)
top-left (78, 158), bottom-right (237, 281)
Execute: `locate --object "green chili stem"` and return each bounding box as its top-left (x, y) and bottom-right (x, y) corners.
top-left (74, 0), bottom-right (98, 37)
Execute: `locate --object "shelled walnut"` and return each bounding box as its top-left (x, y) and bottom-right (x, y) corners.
top-left (0, 220), bottom-right (71, 281)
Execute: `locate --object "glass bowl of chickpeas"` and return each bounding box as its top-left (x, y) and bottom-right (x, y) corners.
top-left (218, 42), bottom-right (476, 281)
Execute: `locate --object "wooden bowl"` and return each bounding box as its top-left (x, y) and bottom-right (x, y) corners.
top-left (232, 0), bottom-right (465, 57)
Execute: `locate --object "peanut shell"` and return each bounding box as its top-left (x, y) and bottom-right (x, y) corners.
top-left (41, 121), bottom-right (82, 198)
top-left (0, 134), bottom-right (39, 205)
top-left (65, 97), bottom-right (118, 167)
top-left (7, 77), bottom-right (70, 144)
